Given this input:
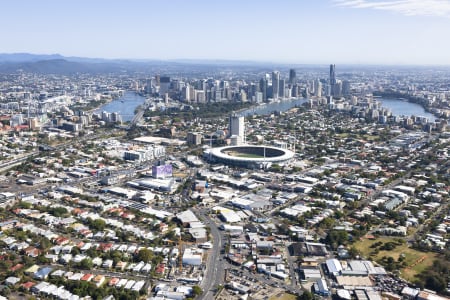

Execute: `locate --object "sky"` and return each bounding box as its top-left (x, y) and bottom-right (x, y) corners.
top-left (1, 0), bottom-right (450, 65)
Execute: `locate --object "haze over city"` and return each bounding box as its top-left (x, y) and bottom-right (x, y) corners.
top-left (1, 0), bottom-right (450, 65)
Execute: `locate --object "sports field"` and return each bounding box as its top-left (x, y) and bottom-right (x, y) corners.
top-left (223, 150), bottom-right (265, 158)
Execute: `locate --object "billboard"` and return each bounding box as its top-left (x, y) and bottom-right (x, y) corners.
top-left (152, 164), bottom-right (173, 179)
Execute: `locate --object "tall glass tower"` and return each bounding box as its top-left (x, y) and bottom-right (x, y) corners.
top-left (330, 64), bottom-right (336, 96)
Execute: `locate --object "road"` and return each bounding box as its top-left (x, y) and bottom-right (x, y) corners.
top-left (194, 209), bottom-right (225, 300)
top-left (0, 151), bottom-right (39, 172)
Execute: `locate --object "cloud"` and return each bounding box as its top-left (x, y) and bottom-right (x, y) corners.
top-left (333, 0), bottom-right (450, 17)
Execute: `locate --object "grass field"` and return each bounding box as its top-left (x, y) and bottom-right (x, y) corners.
top-left (353, 236), bottom-right (438, 282)
top-left (224, 151), bottom-right (265, 158)
top-left (269, 293), bottom-right (298, 300)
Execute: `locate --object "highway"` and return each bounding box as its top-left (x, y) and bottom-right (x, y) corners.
top-left (0, 151), bottom-right (39, 172)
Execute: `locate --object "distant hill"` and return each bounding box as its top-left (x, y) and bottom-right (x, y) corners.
top-left (0, 58), bottom-right (133, 74)
top-left (0, 52), bottom-right (339, 74)
top-left (0, 53), bottom-right (65, 62)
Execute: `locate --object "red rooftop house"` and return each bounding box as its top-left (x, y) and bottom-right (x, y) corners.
top-left (81, 273), bottom-right (94, 282)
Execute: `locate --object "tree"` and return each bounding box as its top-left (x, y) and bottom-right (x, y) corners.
top-left (136, 248), bottom-right (153, 263)
top-left (88, 218), bottom-right (106, 231)
top-left (192, 285), bottom-right (203, 296)
top-left (425, 273), bottom-right (446, 293)
top-left (348, 246), bottom-right (360, 259)
top-left (298, 290), bottom-right (313, 300)
top-left (78, 258), bottom-right (93, 270)
top-left (324, 230), bottom-right (349, 250)
top-left (49, 206), bottom-right (68, 217)
top-left (38, 237), bottom-right (52, 250)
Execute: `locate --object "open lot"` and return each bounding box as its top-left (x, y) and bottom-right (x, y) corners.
top-left (269, 293), bottom-right (298, 300)
top-left (354, 236), bottom-right (438, 282)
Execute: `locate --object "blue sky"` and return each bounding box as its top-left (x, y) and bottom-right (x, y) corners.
top-left (1, 0), bottom-right (450, 65)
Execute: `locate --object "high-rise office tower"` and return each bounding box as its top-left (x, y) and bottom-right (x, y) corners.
top-left (330, 64), bottom-right (336, 96)
top-left (229, 114), bottom-right (245, 145)
top-left (330, 64), bottom-right (336, 85)
top-left (291, 84), bottom-right (299, 97)
top-left (315, 80), bottom-right (322, 97)
top-left (159, 76), bottom-right (171, 95)
top-left (259, 78), bottom-right (267, 101)
top-left (333, 80), bottom-right (342, 97)
top-left (272, 71), bottom-right (280, 100)
top-left (342, 80), bottom-right (351, 96)
top-left (279, 79), bottom-right (285, 98)
top-left (289, 69), bottom-right (297, 84)
top-left (181, 85), bottom-right (190, 102)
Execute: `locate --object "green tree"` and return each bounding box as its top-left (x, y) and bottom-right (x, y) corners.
top-left (324, 230), bottom-right (349, 250)
top-left (79, 258), bottom-right (93, 270)
top-left (192, 285), bottom-right (203, 296)
top-left (136, 248), bottom-right (153, 263)
top-left (88, 218), bottom-right (106, 231)
top-left (298, 290), bottom-right (314, 300)
top-left (425, 273), bottom-right (446, 293)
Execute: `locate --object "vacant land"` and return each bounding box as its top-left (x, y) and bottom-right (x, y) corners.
top-left (269, 293), bottom-right (298, 300)
top-left (353, 236), bottom-right (438, 282)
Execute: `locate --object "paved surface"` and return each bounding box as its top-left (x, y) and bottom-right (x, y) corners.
top-left (195, 209), bottom-right (225, 300)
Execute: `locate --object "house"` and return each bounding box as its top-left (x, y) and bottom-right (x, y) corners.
top-left (97, 243), bottom-right (113, 252)
top-left (115, 261), bottom-right (127, 271)
top-left (10, 263), bottom-right (23, 272)
top-left (81, 273), bottom-right (94, 282)
top-left (102, 259), bottom-right (113, 269)
top-left (155, 263), bottom-right (166, 275)
top-left (108, 277), bottom-right (120, 286)
top-left (34, 266), bottom-right (53, 280)
top-left (24, 246), bottom-right (41, 258)
top-left (5, 276), bottom-right (20, 286)
top-left (24, 264), bottom-right (40, 275)
top-left (0, 219), bottom-right (18, 231)
top-left (159, 223), bottom-right (169, 233)
top-left (21, 281), bottom-right (35, 291)
top-left (54, 236), bottom-right (70, 245)
top-left (93, 275), bottom-right (105, 287)
top-left (92, 257), bottom-right (103, 267)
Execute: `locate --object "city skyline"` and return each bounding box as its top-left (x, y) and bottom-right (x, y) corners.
top-left (1, 0), bottom-right (450, 65)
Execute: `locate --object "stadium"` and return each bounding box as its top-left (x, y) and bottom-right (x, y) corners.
top-left (208, 145), bottom-right (294, 169)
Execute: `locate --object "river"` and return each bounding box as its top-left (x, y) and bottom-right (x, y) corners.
top-left (239, 98), bottom-right (308, 116)
top-left (240, 97), bottom-right (436, 121)
top-left (378, 98), bottom-right (436, 121)
top-left (96, 93), bottom-right (436, 123)
top-left (95, 91), bottom-right (146, 122)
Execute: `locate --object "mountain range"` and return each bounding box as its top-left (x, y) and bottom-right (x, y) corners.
top-left (0, 53), bottom-right (297, 75)
top-left (0, 53), bottom-right (164, 74)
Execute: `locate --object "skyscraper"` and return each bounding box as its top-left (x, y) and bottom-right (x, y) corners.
top-left (342, 80), bottom-right (351, 96)
top-left (279, 79), bottom-right (285, 98)
top-left (289, 69), bottom-right (297, 84)
top-left (315, 79), bottom-right (322, 97)
top-left (329, 64), bottom-right (336, 96)
top-left (329, 64), bottom-right (336, 85)
top-left (229, 114), bottom-right (245, 145)
top-left (159, 76), bottom-right (171, 95)
top-left (259, 78), bottom-right (267, 101)
top-left (272, 71), bottom-right (280, 100)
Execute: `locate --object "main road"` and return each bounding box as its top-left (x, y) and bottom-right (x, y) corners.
top-left (194, 208), bottom-right (226, 300)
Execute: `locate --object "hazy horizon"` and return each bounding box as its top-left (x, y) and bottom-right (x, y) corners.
top-left (2, 0), bottom-right (450, 66)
